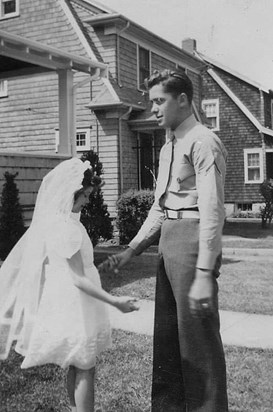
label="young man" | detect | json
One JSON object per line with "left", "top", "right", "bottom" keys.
{"left": 105, "top": 69, "right": 228, "bottom": 411}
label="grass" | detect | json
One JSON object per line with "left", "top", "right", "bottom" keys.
{"left": 96, "top": 251, "right": 273, "bottom": 316}
{"left": 1, "top": 220, "right": 273, "bottom": 411}
{"left": 223, "top": 220, "right": 273, "bottom": 248}
{"left": 1, "top": 331, "right": 273, "bottom": 412}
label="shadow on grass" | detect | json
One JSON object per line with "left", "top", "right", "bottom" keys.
{"left": 95, "top": 251, "right": 241, "bottom": 294}
{"left": 95, "top": 252, "right": 158, "bottom": 293}
{"left": 223, "top": 220, "right": 273, "bottom": 239}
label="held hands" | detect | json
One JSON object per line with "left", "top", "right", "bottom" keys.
{"left": 113, "top": 296, "right": 140, "bottom": 313}
{"left": 98, "top": 248, "right": 136, "bottom": 275}
{"left": 188, "top": 268, "right": 214, "bottom": 318}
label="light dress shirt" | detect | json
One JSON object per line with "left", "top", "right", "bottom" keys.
{"left": 129, "top": 114, "right": 227, "bottom": 270}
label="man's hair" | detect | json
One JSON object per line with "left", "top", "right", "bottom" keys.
{"left": 144, "top": 69, "right": 193, "bottom": 104}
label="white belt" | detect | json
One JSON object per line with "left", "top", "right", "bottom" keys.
{"left": 164, "top": 209, "right": 200, "bottom": 220}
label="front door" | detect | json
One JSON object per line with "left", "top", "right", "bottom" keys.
{"left": 139, "top": 132, "right": 154, "bottom": 189}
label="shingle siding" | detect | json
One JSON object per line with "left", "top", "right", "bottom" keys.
{"left": 201, "top": 70, "right": 264, "bottom": 204}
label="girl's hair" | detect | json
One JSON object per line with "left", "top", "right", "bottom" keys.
{"left": 144, "top": 69, "right": 193, "bottom": 103}
{"left": 74, "top": 168, "right": 102, "bottom": 201}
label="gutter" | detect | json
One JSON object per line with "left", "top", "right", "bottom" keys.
{"left": 118, "top": 107, "right": 133, "bottom": 193}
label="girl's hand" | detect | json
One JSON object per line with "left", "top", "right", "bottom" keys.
{"left": 113, "top": 296, "right": 139, "bottom": 313}
{"left": 98, "top": 255, "right": 119, "bottom": 274}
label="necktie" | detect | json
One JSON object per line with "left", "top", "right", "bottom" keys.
{"left": 156, "top": 131, "right": 175, "bottom": 202}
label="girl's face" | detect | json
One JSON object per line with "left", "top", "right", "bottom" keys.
{"left": 72, "top": 187, "right": 93, "bottom": 213}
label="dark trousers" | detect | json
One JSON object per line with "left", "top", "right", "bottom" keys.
{"left": 151, "top": 219, "right": 228, "bottom": 412}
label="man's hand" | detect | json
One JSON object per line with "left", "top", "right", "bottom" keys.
{"left": 188, "top": 268, "right": 214, "bottom": 317}
{"left": 98, "top": 247, "right": 136, "bottom": 274}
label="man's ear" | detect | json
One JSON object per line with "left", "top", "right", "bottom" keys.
{"left": 178, "top": 92, "right": 189, "bottom": 107}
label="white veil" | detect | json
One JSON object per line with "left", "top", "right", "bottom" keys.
{"left": 0, "top": 158, "right": 91, "bottom": 359}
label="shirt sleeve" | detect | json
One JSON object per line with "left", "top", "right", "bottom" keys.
{"left": 192, "top": 136, "right": 226, "bottom": 269}
{"left": 47, "top": 220, "right": 83, "bottom": 259}
{"left": 128, "top": 198, "right": 164, "bottom": 255}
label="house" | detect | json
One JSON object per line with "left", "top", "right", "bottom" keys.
{"left": 182, "top": 38, "right": 273, "bottom": 216}
{"left": 0, "top": 0, "right": 205, "bottom": 221}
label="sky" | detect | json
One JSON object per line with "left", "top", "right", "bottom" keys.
{"left": 97, "top": 0, "right": 273, "bottom": 90}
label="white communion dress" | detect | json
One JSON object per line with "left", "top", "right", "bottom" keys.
{"left": 20, "top": 212, "right": 112, "bottom": 370}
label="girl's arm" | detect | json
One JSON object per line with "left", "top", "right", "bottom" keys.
{"left": 68, "top": 251, "right": 138, "bottom": 313}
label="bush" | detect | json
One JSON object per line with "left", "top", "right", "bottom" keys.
{"left": 260, "top": 180, "right": 273, "bottom": 227}
{"left": 117, "top": 189, "right": 154, "bottom": 244}
{"left": 80, "top": 150, "right": 113, "bottom": 246}
{"left": 0, "top": 172, "right": 26, "bottom": 260}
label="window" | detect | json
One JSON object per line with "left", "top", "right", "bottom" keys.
{"left": 202, "top": 99, "right": 219, "bottom": 131}
{"left": 76, "top": 130, "right": 90, "bottom": 151}
{"left": 0, "top": 80, "right": 8, "bottom": 97}
{"left": 237, "top": 203, "right": 252, "bottom": 211}
{"left": 244, "top": 148, "right": 264, "bottom": 183}
{"left": 55, "top": 128, "right": 91, "bottom": 152}
{"left": 0, "top": 0, "right": 19, "bottom": 19}
{"left": 138, "top": 46, "right": 150, "bottom": 91}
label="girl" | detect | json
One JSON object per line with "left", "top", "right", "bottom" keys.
{"left": 0, "top": 158, "right": 138, "bottom": 412}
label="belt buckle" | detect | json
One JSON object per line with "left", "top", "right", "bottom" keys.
{"left": 177, "top": 210, "right": 183, "bottom": 219}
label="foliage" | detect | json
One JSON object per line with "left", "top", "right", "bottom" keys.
{"left": 260, "top": 179, "right": 273, "bottom": 227}
{"left": 80, "top": 151, "right": 113, "bottom": 246}
{"left": 116, "top": 189, "right": 155, "bottom": 244}
{"left": 0, "top": 172, "right": 25, "bottom": 260}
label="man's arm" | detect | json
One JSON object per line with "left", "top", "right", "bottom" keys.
{"left": 188, "top": 136, "right": 226, "bottom": 314}
{"left": 99, "top": 200, "right": 164, "bottom": 273}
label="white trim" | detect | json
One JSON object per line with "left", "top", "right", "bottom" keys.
{"left": 137, "top": 45, "right": 151, "bottom": 92}
{"left": 0, "top": 79, "right": 8, "bottom": 97}
{"left": 201, "top": 98, "right": 219, "bottom": 131}
{"left": 197, "top": 51, "right": 269, "bottom": 93}
{"left": 76, "top": 128, "right": 91, "bottom": 151}
{"left": 59, "top": 0, "right": 120, "bottom": 102}
{"left": 271, "top": 99, "right": 273, "bottom": 129}
{"left": 208, "top": 68, "right": 273, "bottom": 137}
{"left": 0, "top": 0, "right": 19, "bottom": 20}
{"left": 244, "top": 148, "right": 264, "bottom": 184}
{"left": 55, "top": 127, "right": 91, "bottom": 153}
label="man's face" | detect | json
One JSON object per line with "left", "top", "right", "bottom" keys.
{"left": 149, "top": 83, "right": 185, "bottom": 130}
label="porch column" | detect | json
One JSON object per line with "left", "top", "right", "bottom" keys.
{"left": 57, "top": 69, "right": 76, "bottom": 156}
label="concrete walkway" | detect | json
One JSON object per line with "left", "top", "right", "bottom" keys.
{"left": 97, "top": 244, "right": 273, "bottom": 350}
{"left": 109, "top": 299, "right": 273, "bottom": 350}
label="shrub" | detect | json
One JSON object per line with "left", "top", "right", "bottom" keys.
{"left": 260, "top": 180, "right": 273, "bottom": 228}
{"left": 80, "top": 150, "right": 113, "bottom": 246}
{"left": 0, "top": 172, "right": 26, "bottom": 260}
{"left": 117, "top": 189, "right": 154, "bottom": 244}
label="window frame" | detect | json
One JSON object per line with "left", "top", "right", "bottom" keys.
{"left": 137, "top": 45, "right": 151, "bottom": 92}
{"left": 75, "top": 129, "right": 91, "bottom": 152}
{"left": 0, "top": 80, "right": 8, "bottom": 97}
{"left": 201, "top": 98, "right": 220, "bottom": 131}
{"left": 244, "top": 148, "right": 264, "bottom": 184}
{"left": 55, "top": 128, "right": 91, "bottom": 153}
{"left": 0, "top": 0, "right": 19, "bottom": 20}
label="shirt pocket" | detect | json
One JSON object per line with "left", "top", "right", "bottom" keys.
{"left": 169, "top": 160, "right": 195, "bottom": 192}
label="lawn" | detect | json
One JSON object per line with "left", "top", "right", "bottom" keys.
{"left": 1, "top": 220, "right": 273, "bottom": 411}
{"left": 96, "top": 251, "right": 273, "bottom": 316}
{"left": 1, "top": 331, "right": 273, "bottom": 412}
{"left": 223, "top": 220, "right": 273, "bottom": 248}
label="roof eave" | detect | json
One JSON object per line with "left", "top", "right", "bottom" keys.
{"left": 86, "top": 101, "right": 146, "bottom": 110}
